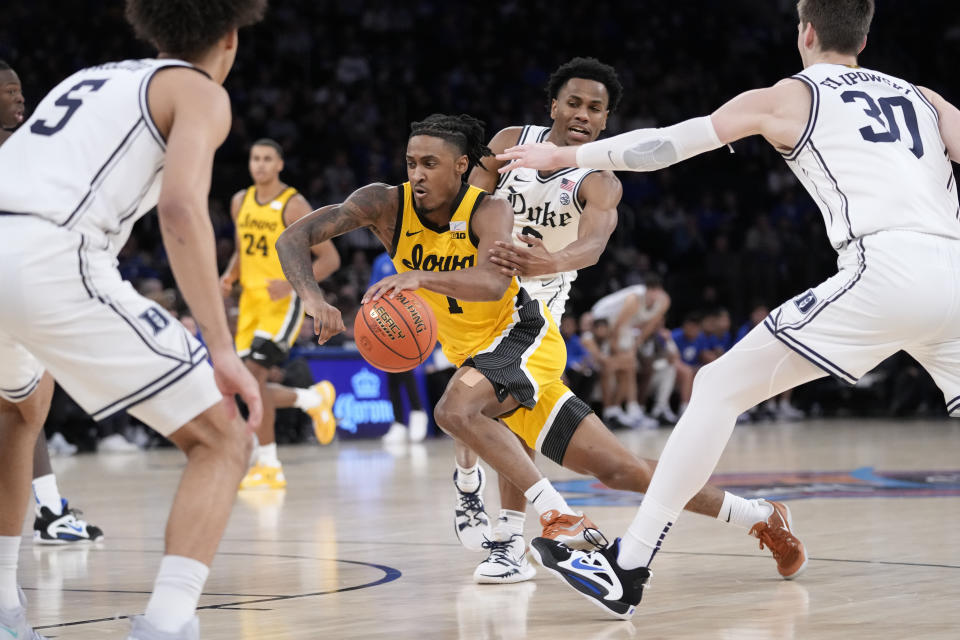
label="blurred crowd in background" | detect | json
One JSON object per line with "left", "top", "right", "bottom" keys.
{"left": 4, "top": 0, "right": 957, "bottom": 451}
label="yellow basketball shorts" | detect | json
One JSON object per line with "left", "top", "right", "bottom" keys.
{"left": 235, "top": 288, "right": 304, "bottom": 366}
{"left": 464, "top": 289, "right": 593, "bottom": 464}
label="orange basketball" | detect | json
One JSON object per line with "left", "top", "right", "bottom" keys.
{"left": 354, "top": 290, "right": 437, "bottom": 372}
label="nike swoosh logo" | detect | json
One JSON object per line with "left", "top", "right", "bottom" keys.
{"left": 0, "top": 622, "right": 19, "bottom": 638}
{"left": 564, "top": 554, "right": 623, "bottom": 600}
{"left": 607, "top": 150, "right": 615, "bottom": 163}
{"left": 405, "top": 230, "right": 423, "bottom": 237}
{"left": 513, "top": 176, "right": 530, "bottom": 182}
{"left": 551, "top": 516, "right": 585, "bottom": 535}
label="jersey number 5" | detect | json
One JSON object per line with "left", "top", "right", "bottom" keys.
{"left": 31, "top": 79, "right": 108, "bottom": 137}
{"left": 841, "top": 90, "right": 924, "bottom": 159}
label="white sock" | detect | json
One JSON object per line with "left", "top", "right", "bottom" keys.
{"left": 618, "top": 498, "right": 678, "bottom": 570}
{"left": 455, "top": 463, "right": 481, "bottom": 493}
{"left": 0, "top": 536, "right": 19, "bottom": 610}
{"left": 523, "top": 478, "right": 574, "bottom": 517}
{"left": 144, "top": 555, "right": 209, "bottom": 633}
{"left": 257, "top": 443, "right": 280, "bottom": 468}
{"left": 32, "top": 473, "right": 63, "bottom": 515}
{"left": 493, "top": 509, "right": 525, "bottom": 541}
{"left": 293, "top": 387, "right": 323, "bottom": 411}
{"left": 717, "top": 492, "right": 774, "bottom": 529}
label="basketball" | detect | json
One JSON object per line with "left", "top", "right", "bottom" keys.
{"left": 354, "top": 290, "right": 437, "bottom": 372}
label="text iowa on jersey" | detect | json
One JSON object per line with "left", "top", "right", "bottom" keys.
{"left": 400, "top": 243, "right": 475, "bottom": 272}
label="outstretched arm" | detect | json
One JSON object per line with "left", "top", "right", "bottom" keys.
{"left": 364, "top": 197, "right": 514, "bottom": 303}
{"left": 496, "top": 80, "right": 809, "bottom": 172}
{"left": 277, "top": 182, "right": 396, "bottom": 343}
{"left": 488, "top": 171, "right": 621, "bottom": 277}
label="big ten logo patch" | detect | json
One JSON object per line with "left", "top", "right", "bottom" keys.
{"left": 450, "top": 220, "right": 467, "bottom": 240}
{"left": 794, "top": 289, "right": 818, "bottom": 314}
{"left": 139, "top": 306, "right": 169, "bottom": 335}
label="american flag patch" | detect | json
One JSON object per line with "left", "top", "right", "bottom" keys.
{"left": 560, "top": 178, "right": 575, "bottom": 192}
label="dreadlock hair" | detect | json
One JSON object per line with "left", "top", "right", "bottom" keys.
{"left": 125, "top": 0, "right": 267, "bottom": 60}
{"left": 547, "top": 57, "right": 623, "bottom": 113}
{"left": 0, "top": 60, "right": 10, "bottom": 72}
{"left": 409, "top": 114, "right": 493, "bottom": 181}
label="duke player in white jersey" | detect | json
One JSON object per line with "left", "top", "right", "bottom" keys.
{"left": 0, "top": 2, "right": 266, "bottom": 638}
{"left": 448, "top": 58, "right": 800, "bottom": 587}
{"left": 501, "top": 0, "right": 960, "bottom": 620}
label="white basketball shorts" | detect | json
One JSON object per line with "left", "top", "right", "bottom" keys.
{"left": 764, "top": 230, "right": 960, "bottom": 417}
{"left": 0, "top": 216, "right": 222, "bottom": 435}
{"left": 519, "top": 271, "right": 576, "bottom": 324}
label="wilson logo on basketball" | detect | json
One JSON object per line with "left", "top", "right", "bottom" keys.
{"left": 401, "top": 243, "right": 475, "bottom": 272}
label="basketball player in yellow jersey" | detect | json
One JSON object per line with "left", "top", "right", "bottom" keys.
{"left": 277, "top": 114, "right": 802, "bottom": 582}
{"left": 220, "top": 139, "right": 340, "bottom": 490}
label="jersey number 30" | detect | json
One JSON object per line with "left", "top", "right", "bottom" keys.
{"left": 841, "top": 90, "right": 924, "bottom": 159}
{"left": 31, "top": 79, "right": 108, "bottom": 137}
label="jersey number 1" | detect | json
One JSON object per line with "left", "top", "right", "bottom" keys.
{"left": 446, "top": 296, "right": 464, "bottom": 314}
{"left": 841, "top": 90, "right": 924, "bottom": 159}
{"left": 31, "top": 79, "right": 108, "bottom": 136}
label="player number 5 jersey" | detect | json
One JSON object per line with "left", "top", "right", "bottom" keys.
{"left": 783, "top": 63, "right": 960, "bottom": 250}
{"left": 0, "top": 58, "right": 204, "bottom": 255}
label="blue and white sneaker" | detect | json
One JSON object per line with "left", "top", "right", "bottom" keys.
{"left": 473, "top": 534, "right": 537, "bottom": 584}
{"left": 127, "top": 615, "right": 199, "bottom": 640}
{"left": 454, "top": 469, "right": 491, "bottom": 552}
{"left": 0, "top": 588, "right": 48, "bottom": 639}
{"left": 528, "top": 537, "right": 650, "bottom": 620}
{"left": 33, "top": 499, "right": 104, "bottom": 545}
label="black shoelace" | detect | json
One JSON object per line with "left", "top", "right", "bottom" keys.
{"left": 480, "top": 537, "right": 517, "bottom": 566}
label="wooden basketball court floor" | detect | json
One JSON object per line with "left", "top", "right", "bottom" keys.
{"left": 20, "top": 418, "right": 960, "bottom": 639}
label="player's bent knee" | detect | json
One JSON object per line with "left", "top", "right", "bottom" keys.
{"left": 433, "top": 398, "right": 471, "bottom": 438}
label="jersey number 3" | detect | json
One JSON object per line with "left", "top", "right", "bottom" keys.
{"left": 31, "top": 79, "right": 108, "bottom": 137}
{"left": 841, "top": 90, "right": 924, "bottom": 159}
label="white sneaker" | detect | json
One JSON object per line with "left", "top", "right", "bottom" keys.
{"left": 454, "top": 468, "right": 491, "bottom": 551}
{"left": 408, "top": 410, "right": 428, "bottom": 442}
{"left": 650, "top": 405, "right": 677, "bottom": 424}
{"left": 98, "top": 433, "right": 140, "bottom": 453}
{"left": 381, "top": 422, "right": 407, "bottom": 444}
{"left": 473, "top": 534, "right": 536, "bottom": 584}
{"left": 777, "top": 402, "right": 806, "bottom": 421}
{"left": 128, "top": 615, "right": 199, "bottom": 640}
{"left": 624, "top": 411, "right": 659, "bottom": 430}
{"left": 47, "top": 432, "right": 77, "bottom": 456}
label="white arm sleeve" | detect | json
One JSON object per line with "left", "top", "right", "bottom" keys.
{"left": 575, "top": 116, "right": 723, "bottom": 172}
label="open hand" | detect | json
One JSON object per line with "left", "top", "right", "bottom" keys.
{"left": 303, "top": 294, "right": 345, "bottom": 345}
{"left": 362, "top": 271, "right": 423, "bottom": 304}
{"left": 488, "top": 233, "right": 558, "bottom": 277}
{"left": 496, "top": 141, "right": 565, "bottom": 172}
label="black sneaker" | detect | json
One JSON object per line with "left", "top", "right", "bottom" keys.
{"left": 529, "top": 536, "right": 650, "bottom": 620}
{"left": 33, "top": 499, "right": 104, "bottom": 545}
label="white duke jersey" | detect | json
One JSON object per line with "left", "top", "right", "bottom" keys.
{"left": 495, "top": 125, "right": 600, "bottom": 283}
{"left": 0, "top": 58, "right": 199, "bottom": 255}
{"left": 784, "top": 63, "right": 960, "bottom": 250}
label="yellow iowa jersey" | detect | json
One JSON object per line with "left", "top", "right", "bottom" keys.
{"left": 391, "top": 182, "right": 521, "bottom": 367}
{"left": 237, "top": 185, "right": 298, "bottom": 290}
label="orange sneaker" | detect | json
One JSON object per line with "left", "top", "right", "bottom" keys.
{"left": 306, "top": 381, "right": 337, "bottom": 445}
{"left": 749, "top": 500, "right": 808, "bottom": 579}
{"left": 539, "top": 510, "right": 604, "bottom": 550}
